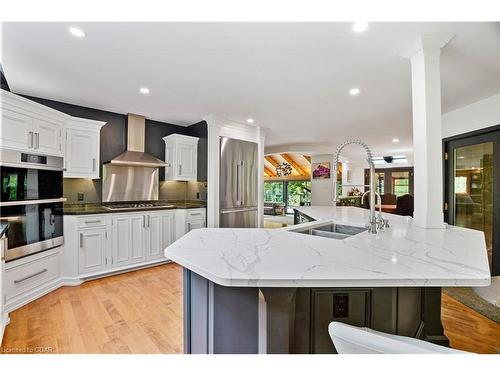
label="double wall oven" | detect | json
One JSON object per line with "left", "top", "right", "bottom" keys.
{"left": 0, "top": 148, "right": 64, "bottom": 262}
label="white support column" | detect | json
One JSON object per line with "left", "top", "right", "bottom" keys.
{"left": 404, "top": 35, "right": 452, "bottom": 229}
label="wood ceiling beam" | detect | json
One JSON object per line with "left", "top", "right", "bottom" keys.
{"left": 303, "top": 155, "right": 311, "bottom": 163}
{"left": 281, "top": 153, "right": 307, "bottom": 176}
{"left": 264, "top": 166, "right": 275, "bottom": 177}
{"left": 264, "top": 155, "right": 280, "bottom": 168}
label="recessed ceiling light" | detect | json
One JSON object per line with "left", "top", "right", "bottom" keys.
{"left": 349, "top": 88, "right": 360, "bottom": 96}
{"left": 457, "top": 156, "right": 465, "bottom": 159}
{"left": 392, "top": 138, "right": 399, "bottom": 143}
{"left": 139, "top": 87, "right": 150, "bottom": 95}
{"left": 69, "top": 27, "right": 86, "bottom": 38}
{"left": 247, "top": 118, "right": 254, "bottom": 124}
{"left": 352, "top": 22, "right": 368, "bottom": 33}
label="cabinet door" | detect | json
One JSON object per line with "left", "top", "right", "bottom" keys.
{"left": 145, "top": 213, "right": 162, "bottom": 260}
{"left": 111, "top": 214, "right": 145, "bottom": 267}
{"left": 177, "top": 142, "right": 197, "bottom": 180}
{"left": 0, "top": 108, "right": 33, "bottom": 151}
{"left": 33, "top": 118, "right": 62, "bottom": 156}
{"left": 65, "top": 128, "right": 99, "bottom": 178}
{"left": 112, "top": 216, "right": 132, "bottom": 267}
{"left": 161, "top": 212, "right": 175, "bottom": 259}
{"left": 130, "top": 215, "right": 146, "bottom": 263}
{"left": 78, "top": 228, "right": 107, "bottom": 274}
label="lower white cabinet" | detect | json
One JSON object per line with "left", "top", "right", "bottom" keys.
{"left": 3, "top": 248, "right": 62, "bottom": 312}
{"left": 63, "top": 209, "right": 182, "bottom": 280}
{"left": 145, "top": 211, "right": 174, "bottom": 260}
{"left": 112, "top": 214, "right": 146, "bottom": 267}
{"left": 175, "top": 208, "right": 207, "bottom": 240}
{"left": 78, "top": 228, "right": 107, "bottom": 274}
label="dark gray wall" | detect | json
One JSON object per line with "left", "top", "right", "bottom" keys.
{"left": 21, "top": 95, "right": 208, "bottom": 181}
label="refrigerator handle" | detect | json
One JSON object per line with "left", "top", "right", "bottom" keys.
{"left": 235, "top": 162, "right": 240, "bottom": 205}
{"left": 240, "top": 160, "right": 245, "bottom": 206}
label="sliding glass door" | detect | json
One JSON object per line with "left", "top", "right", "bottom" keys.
{"left": 445, "top": 129, "right": 500, "bottom": 276}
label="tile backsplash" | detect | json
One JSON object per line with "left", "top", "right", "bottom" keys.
{"left": 159, "top": 180, "right": 207, "bottom": 201}
{"left": 63, "top": 178, "right": 101, "bottom": 203}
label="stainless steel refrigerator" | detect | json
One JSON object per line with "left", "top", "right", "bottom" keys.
{"left": 219, "top": 136, "right": 258, "bottom": 228}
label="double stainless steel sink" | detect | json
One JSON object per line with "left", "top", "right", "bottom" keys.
{"left": 292, "top": 222, "right": 367, "bottom": 240}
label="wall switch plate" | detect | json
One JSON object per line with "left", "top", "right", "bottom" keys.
{"left": 77, "top": 192, "right": 84, "bottom": 201}
{"left": 333, "top": 294, "right": 349, "bottom": 318}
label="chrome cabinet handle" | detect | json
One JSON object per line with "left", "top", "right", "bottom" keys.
{"left": 14, "top": 269, "right": 47, "bottom": 284}
{"left": 28, "top": 131, "right": 34, "bottom": 148}
{"left": 187, "top": 222, "right": 191, "bottom": 232}
{"left": 143, "top": 215, "right": 146, "bottom": 228}
{"left": 84, "top": 220, "right": 101, "bottom": 224}
{"left": 35, "top": 132, "right": 40, "bottom": 149}
{"left": 190, "top": 212, "right": 201, "bottom": 216}
{"left": 92, "top": 158, "right": 96, "bottom": 172}
{"left": 147, "top": 215, "right": 150, "bottom": 228}
{"left": 79, "top": 233, "right": 83, "bottom": 248}
{"left": 178, "top": 164, "right": 182, "bottom": 175}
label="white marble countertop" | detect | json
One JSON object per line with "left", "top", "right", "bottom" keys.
{"left": 164, "top": 206, "right": 491, "bottom": 288}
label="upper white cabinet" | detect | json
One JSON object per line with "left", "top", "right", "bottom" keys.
{"left": 163, "top": 134, "right": 199, "bottom": 181}
{"left": 0, "top": 90, "right": 66, "bottom": 156}
{"left": 64, "top": 117, "right": 105, "bottom": 179}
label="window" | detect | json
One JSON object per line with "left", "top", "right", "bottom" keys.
{"left": 264, "top": 180, "right": 311, "bottom": 214}
{"left": 264, "top": 181, "right": 284, "bottom": 202}
{"left": 392, "top": 171, "right": 410, "bottom": 197}
{"left": 287, "top": 181, "right": 311, "bottom": 209}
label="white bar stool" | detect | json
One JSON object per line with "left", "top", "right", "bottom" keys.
{"left": 328, "top": 322, "right": 468, "bottom": 354}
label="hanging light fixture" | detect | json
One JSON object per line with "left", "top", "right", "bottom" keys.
{"left": 276, "top": 162, "right": 292, "bottom": 177}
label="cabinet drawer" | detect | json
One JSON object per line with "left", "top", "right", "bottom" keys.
{"left": 5, "top": 252, "right": 61, "bottom": 301}
{"left": 77, "top": 215, "right": 107, "bottom": 228}
{"left": 187, "top": 209, "right": 206, "bottom": 219}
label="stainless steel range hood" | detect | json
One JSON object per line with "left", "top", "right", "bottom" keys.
{"left": 106, "top": 113, "right": 169, "bottom": 167}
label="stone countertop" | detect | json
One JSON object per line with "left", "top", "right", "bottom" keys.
{"left": 164, "top": 206, "right": 491, "bottom": 288}
{"left": 63, "top": 200, "right": 206, "bottom": 215}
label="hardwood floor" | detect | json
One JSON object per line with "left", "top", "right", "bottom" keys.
{"left": 1, "top": 263, "right": 499, "bottom": 354}
{"left": 441, "top": 293, "right": 500, "bottom": 354}
{"left": 1, "top": 263, "right": 183, "bottom": 354}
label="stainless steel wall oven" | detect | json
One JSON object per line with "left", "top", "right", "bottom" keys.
{"left": 0, "top": 149, "right": 64, "bottom": 261}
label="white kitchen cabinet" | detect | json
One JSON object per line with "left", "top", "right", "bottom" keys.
{"left": 0, "top": 108, "right": 34, "bottom": 151}
{"left": 174, "top": 208, "right": 206, "bottom": 240}
{"left": 1, "top": 236, "right": 6, "bottom": 343}
{"left": 163, "top": 134, "right": 199, "bottom": 181}
{"left": 64, "top": 117, "right": 105, "bottom": 179}
{"left": 78, "top": 228, "right": 107, "bottom": 274}
{"left": 145, "top": 211, "right": 174, "bottom": 260}
{"left": 0, "top": 90, "right": 66, "bottom": 156}
{"left": 33, "top": 117, "right": 63, "bottom": 155}
{"left": 111, "top": 214, "right": 146, "bottom": 267}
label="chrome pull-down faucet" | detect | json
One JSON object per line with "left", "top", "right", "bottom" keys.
{"left": 332, "top": 139, "right": 388, "bottom": 234}
{"left": 362, "top": 190, "right": 390, "bottom": 232}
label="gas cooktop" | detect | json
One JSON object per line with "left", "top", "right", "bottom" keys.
{"left": 102, "top": 202, "right": 175, "bottom": 211}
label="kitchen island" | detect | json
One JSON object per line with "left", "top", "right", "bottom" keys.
{"left": 164, "top": 206, "right": 491, "bottom": 354}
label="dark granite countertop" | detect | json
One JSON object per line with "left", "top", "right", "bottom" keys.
{"left": 0, "top": 222, "right": 8, "bottom": 237}
{"left": 63, "top": 200, "right": 206, "bottom": 215}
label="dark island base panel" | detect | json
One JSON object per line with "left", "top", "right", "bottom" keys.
{"left": 183, "top": 269, "right": 449, "bottom": 354}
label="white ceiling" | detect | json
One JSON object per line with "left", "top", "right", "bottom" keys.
{"left": 2, "top": 22, "right": 499, "bottom": 162}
